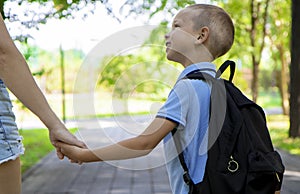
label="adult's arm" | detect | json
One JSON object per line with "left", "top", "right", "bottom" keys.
{"left": 0, "top": 14, "right": 86, "bottom": 158}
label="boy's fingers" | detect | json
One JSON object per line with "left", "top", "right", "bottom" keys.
{"left": 55, "top": 142, "right": 62, "bottom": 148}
{"left": 56, "top": 147, "right": 64, "bottom": 160}
{"left": 56, "top": 143, "right": 84, "bottom": 165}
{"left": 56, "top": 142, "right": 68, "bottom": 148}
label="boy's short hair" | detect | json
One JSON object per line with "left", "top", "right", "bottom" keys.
{"left": 187, "top": 4, "right": 235, "bottom": 58}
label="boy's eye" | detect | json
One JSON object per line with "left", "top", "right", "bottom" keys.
{"left": 172, "top": 22, "right": 180, "bottom": 29}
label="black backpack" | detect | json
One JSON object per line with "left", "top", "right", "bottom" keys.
{"left": 172, "top": 60, "right": 285, "bottom": 194}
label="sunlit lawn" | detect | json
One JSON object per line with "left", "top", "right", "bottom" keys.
{"left": 267, "top": 115, "right": 300, "bottom": 155}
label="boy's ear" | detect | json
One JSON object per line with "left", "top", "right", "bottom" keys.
{"left": 195, "top": 26, "right": 209, "bottom": 44}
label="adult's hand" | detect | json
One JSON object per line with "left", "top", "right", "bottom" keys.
{"left": 49, "top": 126, "right": 87, "bottom": 161}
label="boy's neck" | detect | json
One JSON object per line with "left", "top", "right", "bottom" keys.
{"left": 181, "top": 57, "right": 214, "bottom": 68}
{"left": 180, "top": 46, "right": 215, "bottom": 68}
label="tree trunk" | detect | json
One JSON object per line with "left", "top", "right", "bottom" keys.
{"left": 251, "top": 59, "right": 259, "bottom": 102}
{"left": 290, "top": 0, "right": 300, "bottom": 138}
{"left": 250, "top": 0, "right": 270, "bottom": 102}
{"left": 277, "top": 45, "right": 289, "bottom": 115}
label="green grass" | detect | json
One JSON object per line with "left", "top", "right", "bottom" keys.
{"left": 267, "top": 115, "right": 300, "bottom": 155}
{"left": 19, "top": 128, "right": 77, "bottom": 173}
{"left": 257, "top": 91, "right": 282, "bottom": 108}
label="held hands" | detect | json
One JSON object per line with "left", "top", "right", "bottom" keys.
{"left": 48, "top": 126, "right": 87, "bottom": 163}
{"left": 56, "top": 142, "right": 87, "bottom": 163}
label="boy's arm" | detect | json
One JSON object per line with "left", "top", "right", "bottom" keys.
{"left": 0, "top": 14, "right": 86, "bottom": 158}
{"left": 58, "top": 117, "right": 177, "bottom": 162}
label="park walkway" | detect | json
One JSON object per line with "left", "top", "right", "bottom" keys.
{"left": 21, "top": 115, "right": 300, "bottom": 194}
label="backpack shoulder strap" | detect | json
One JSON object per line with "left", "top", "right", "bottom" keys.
{"left": 186, "top": 60, "right": 236, "bottom": 82}
{"left": 185, "top": 70, "right": 213, "bottom": 80}
{"left": 171, "top": 129, "right": 193, "bottom": 186}
{"left": 173, "top": 69, "right": 215, "bottom": 186}
{"left": 216, "top": 60, "right": 235, "bottom": 82}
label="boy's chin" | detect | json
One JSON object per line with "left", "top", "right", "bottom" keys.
{"left": 166, "top": 51, "right": 178, "bottom": 62}
{"left": 166, "top": 53, "right": 184, "bottom": 65}
{"left": 166, "top": 56, "right": 178, "bottom": 63}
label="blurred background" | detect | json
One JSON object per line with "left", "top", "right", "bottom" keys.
{"left": 1, "top": 0, "right": 299, "bottom": 172}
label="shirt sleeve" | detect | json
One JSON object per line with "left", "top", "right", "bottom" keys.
{"left": 156, "top": 80, "right": 190, "bottom": 127}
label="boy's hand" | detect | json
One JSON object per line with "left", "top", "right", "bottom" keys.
{"left": 48, "top": 126, "right": 87, "bottom": 161}
{"left": 56, "top": 142, "right": 86, "bottom": 163}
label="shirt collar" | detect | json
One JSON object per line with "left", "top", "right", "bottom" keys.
{"left": 177, "top": 62, "right": 217, "bottom": 81}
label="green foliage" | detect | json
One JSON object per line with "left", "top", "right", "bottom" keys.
{"left": 268, "top": 0, "right": 290, "bottom": 46}
{"left": 259, "top": 69, "right": 277, "bottom": 91}
{"left": 98, "top": 22, "right": 183, "bottom": 99}
{"left": 216, "top": 0, "right": 291, "bottom": 106}
{"left": 121, "top": 0, "right": 195, "bottom": 20}
{"left": 218, "top": 0, "right": 251, "bottom": 62}
{"left": 267, "top": 0, "right": 291, "bottom": 70}
{"left": 218, "top": 0, "right": 271, "bottom": 67}
{"left": 98, "top": 48, "right": 178, "bottom": 99}
{"left": 2, "top": 0, "right": 292, "bottom": 103}
{"left": 26, "top": 48, "right": 84, "bottom": 93}
{"left": 5, "top": 43, "right": 84, "bottom": 94}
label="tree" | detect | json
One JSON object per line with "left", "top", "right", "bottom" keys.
{"left": 218, "top": 0, "right": 271, "bottom": 102}
{"left": 221, "top": 0, "right": 292, "bottom": 117}
{"left": 267, "top": 0, "right": 291, "bottom": 115}
{"left": 249, "top": 0, "right": 270, "bottom": 102}
{"left": 290, "top": 0, "right": 300, "bottom": 138}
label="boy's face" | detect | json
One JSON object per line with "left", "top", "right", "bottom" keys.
{"left": 165, "top": 8, "right": 200, "bottom": 64}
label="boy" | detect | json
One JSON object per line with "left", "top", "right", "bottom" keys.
{"left": 58, "top": 4, "right": 234, "bottom": 194}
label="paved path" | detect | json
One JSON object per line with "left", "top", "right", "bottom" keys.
{"left": 22, "top": 116, "right": 172, "bottom": 194}
{"left": 21, "top": 115, "right": 300, "bottom": 194}
{"left": 279, "top": 149, "right": 300, "bottom": 194}
{"left": 22, "top": 152, "right": 171, "bottom": 194}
